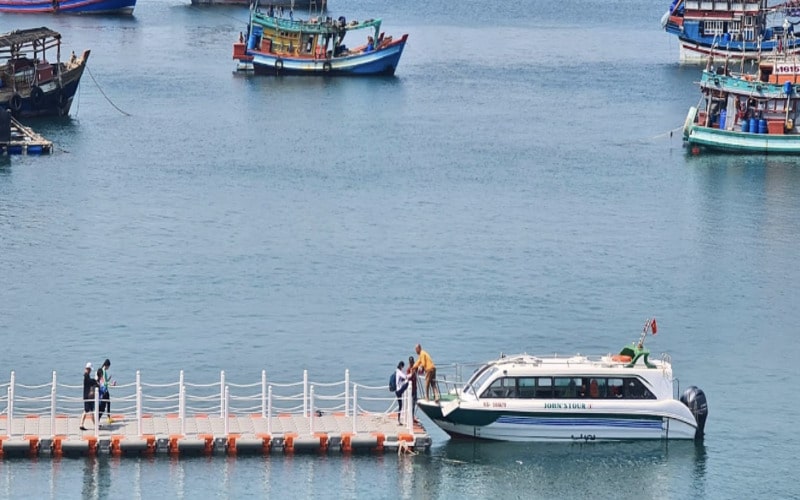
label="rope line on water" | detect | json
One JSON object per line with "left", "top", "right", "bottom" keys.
{"left": 86, "top": 64, "right": 131, "bottom": 117}
{"left": 649, "top": 124, "right": 684, "bottom": 140}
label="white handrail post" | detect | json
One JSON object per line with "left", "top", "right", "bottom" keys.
{"left": 6, "top": 387, "right": 11, "bottom": 438}
{"left": 180, "top": 386, "right": 186, "bottom": 436}
{"left": 94, "top": 389, "right": 100, "bottom": 438}
{"left": 136, "top": 370, "right": 142, "bottom": 437}
{"left": 267, "top": 385, "right": 273, "bottom": 435}
{"left": 179, "top": 370, "right": 185, "bottom": 433}
{"left": 352, "top": 384, "right": 358, "bottom": 434}
{"left": 261, "top": 370, "right": 267, "bottom": 419}
{"left": 50, "top": 371, "right": 57, "bottom": 439}
{"left": 344, "top": 369, "right": 350, "bottom": 417}
{"left": 224, "top": 386, "right": 230, "bottom": 435}
{"left": 309, "top": 385, "right": 315, "bottom": 434}
{"left": 220, "top": 371, "right": 226, "bottom": 419}
{"left": 406, "top": 387, "right": 413, "bottom": 434}
{"left": 8, "top": 370, "right": 14, "bottom": 437}
{"left": 303, "top": 370, "right": 308, "bottom": 417}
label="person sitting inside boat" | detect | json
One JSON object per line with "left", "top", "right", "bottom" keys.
{"left": 365, "top": 36, "right": 374, "bottom": 53}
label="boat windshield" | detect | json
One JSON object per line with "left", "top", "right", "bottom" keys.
{"left": 463, "top": 366, "right": 498, "bottom": 398}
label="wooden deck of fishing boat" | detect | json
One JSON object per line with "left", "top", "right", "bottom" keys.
{"left": 0, "top": 369, "right": 432, "bottom": 458}
{"left": 0, "top": 111, "right": 52, "bottom": 156}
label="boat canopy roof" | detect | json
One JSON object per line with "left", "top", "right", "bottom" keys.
{"left": 251, "top": 12, "right": 383, "bottom": 36}
{"left": 0, "top": 27, "right": 62, "bottom": 50}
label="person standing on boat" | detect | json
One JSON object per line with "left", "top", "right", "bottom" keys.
{"left": 412, "top": 344, "right": 439, "bottom": 402}
{"left": 394, "top": 361, "right": 409, "bottom": 424}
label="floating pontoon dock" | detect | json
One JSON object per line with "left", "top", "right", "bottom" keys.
{"left": 0, "top": 370, "right": 431, "bottom": 458}
{"left": 0, "top": 114, "right": 52, "bottom": 156}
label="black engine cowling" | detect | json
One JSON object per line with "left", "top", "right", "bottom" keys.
{"left": 680, "top": 386, "right": 708, "bottom": 440}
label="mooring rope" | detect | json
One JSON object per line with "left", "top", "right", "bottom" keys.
{"left": 649, "top": 124, "right": 684, "bottom": 140}
{"left": 85, "top": 64, "right": 131, "bottom": 117}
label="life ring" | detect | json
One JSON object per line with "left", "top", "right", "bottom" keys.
{"left": 323, "top": 61, "right": 331, "bottom": 72}
{"left": 9, "top": 93, "right": 22, "bottom": 113}
{"left": 275, "top": 59, "right": 284, "bottom": 71}
{"left": 31, "top": 86, "right": 44, "bottom": 106}
{"left": 611, "top": 354, "right": 632, "bottom": 363}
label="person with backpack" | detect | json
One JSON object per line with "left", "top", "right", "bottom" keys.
{"left": 391, "top": 361, "right": 409, "bottom": 424}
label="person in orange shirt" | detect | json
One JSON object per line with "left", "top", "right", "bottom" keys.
{"left": 412, "top": 344, "right": 439, "bottom": 401}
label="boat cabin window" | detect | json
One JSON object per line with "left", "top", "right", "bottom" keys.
{"left": 481, "top": 377, "right": 518, "bottom": 399}
{"left": 555, "top": 377, "right": 582, "bottom": 398}
{"left": 477, "top": 375, "right": 655, "bottom": 400}
{"left": 464, "top": 366, "right": 497, "bottom": 397}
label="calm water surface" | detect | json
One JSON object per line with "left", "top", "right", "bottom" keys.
{"left": 1, "top": 0, "right": 799, "bottom": 497}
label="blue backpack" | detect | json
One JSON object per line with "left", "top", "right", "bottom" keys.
{"left": 389, "top": 372, "right": 397, "bottom": 392}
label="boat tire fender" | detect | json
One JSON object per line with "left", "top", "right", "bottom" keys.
{"left": 9, "top": 94, "right": 23, "bottom": 113}
{"left": 57, "top": 88, "right": 68, "bottom": 107}
{"left": 31, "top": 86, "right": 45, "bottom": 106}
{"left": 323, "top": 61, "right": 331, "bottom": 73}
{"left": 275, "top": 59, "right": 284, "bottom": 72}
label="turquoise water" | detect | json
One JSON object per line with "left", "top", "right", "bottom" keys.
{"left": 2, "top": 0, "right": 800, "bottom": 497}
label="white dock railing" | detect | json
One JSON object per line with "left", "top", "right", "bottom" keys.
{"left": 0, "top": 369, "right": 418, "bottom": 438}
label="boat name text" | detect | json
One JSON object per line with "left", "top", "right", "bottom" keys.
{"left": 544, "top": 403, "right": 588, "bottom": 409}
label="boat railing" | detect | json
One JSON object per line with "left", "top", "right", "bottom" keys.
{"left": 0, "top": 369, "right": 416, "bottom": 438}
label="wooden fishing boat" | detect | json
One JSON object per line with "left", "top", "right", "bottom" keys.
{"left": 683, "top": 52, "right": 800, "bottom": 153}
{"left": 0, "top": 28, "right": 90, "bottom": 118}
{"left": 232, "top": 4, "right": 408, "bottom": 76}
{"left": 0, "top": 0, "right": 135, "bottom": 14}
{"left": 662, "top": 0, "right": 800, "bottom": 63}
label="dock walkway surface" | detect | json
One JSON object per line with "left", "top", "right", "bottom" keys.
{"left": 0, "top": 370, "right": 432, "bottom": 458}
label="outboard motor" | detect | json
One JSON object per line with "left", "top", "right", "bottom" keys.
{"left": 680, "top": 386, "right": 708, "bottom": 440}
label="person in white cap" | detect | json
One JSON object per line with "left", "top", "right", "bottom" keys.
{"left": 79, "top": 362, "right": 99, "bottom": 431}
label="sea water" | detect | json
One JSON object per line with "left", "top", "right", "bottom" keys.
{"left": 1, "top": 0, "right": 799, "bottom": 497}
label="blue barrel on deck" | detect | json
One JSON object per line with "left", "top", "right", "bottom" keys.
{"left": 247, "top": 25, "right": 263, "bottom": 50}
{"left": 784, "top": 81, "right": 793, "bottom": 95}
{"left": 741, "top": 119, "right": 750, "bottom": 132}
{"left": 723, "top": 33, "right": 731, "bottom": 44}
{"left": 719, "top": 109, "right": 727, "bottom": 129}
{"left": 749, "top": 118, "right": 758, "bottom": 133}
{"left": 759, "top": 119, "right": 768, "bottom": 134}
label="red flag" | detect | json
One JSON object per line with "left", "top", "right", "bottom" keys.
{"left": 651, "top": 318, "right": 658, "bottom": 335}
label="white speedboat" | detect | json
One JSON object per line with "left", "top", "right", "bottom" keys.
{"left": 418, "top": 319, "right": 708, "bottom": 442}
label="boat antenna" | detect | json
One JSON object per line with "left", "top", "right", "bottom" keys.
{"left": 637, "top": 318, "right": 657, "bottom": 348}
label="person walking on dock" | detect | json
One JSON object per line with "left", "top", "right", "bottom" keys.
{"left": 80, "top": 362, "right": 98, "bottom": 431}
{"left": 100, "top": 359, "right": 114, "bottom": 424}
{"left": 97, "top": 368, "right": 109, "bottom": 424}
{"left": 412, "top": 344, "right": 439, "bottom": 402}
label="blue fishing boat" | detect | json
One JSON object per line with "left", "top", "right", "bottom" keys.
{"left": 233, "top": 5, "right": 408, "bottom": 76}
{"left": 0, "top": 27, "right": 90, "bottom": 118}
{"left": 0, "top": 0, "right": 135, "bottom": 15}
{"left": 662, "top": 0, "right": 800, "bottom": 62}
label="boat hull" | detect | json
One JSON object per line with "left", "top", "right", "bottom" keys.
{"left": 0, "top": 0, "right": 135, "bottom": 14}
{"left": 418, "top": 400, "right": 698, "bottom": 442}
{"left": 249, "top": 35, "right": 407, "bottom": 76}
{"left": 686, "top": 124, "right": 800, "bottom": 154}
